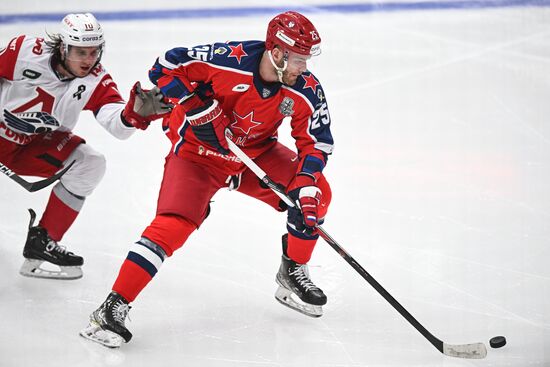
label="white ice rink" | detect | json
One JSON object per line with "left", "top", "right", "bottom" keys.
{"left": 1, "top": 1, "right": 549, "bottom": 366}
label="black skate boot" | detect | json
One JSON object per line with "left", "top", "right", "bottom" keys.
{"left": 275, "top": 234, "right": 327, "bottom": 317}
{"left": 20, "top": 209, "right": 83, "bottom": 279}
{"left": 80, "top": 292, "right": 133, "bottom": 348}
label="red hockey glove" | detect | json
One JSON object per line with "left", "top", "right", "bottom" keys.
{"left": 122, "top": 81, "right": 172, "bottom": 130}
{"left": 186, "top": 99, "right": 230, "bottom": 155}
{"left": 288, "top": 175, "right": 322, "bottom": 233}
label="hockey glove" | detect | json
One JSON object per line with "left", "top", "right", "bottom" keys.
{"left": 122, "top": 81, "right": 172, "bottom": 130}
{"left": 288, "top": 175, "right": 322, "bottom": 233}
{"left": 186, "top": 99, "right": 230, "bottom": 155}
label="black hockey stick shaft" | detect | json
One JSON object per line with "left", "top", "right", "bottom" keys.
{"left": 264, "top": 171, "right": 443, "bottom": 353}
{"left": 223, "top": 137, "right": 447, "bottom": 353}
{"left": 0, "top": 160, "right": 75, "bottom": 192}
{"left": 314, "top": 226, "right": 444, "bottom": 352}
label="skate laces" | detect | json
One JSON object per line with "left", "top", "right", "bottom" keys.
{"left": 289, "top": 264, "right": 318, "bottom": 291}
{"left": 111, "top": 298, "right": 131, "bottom": 325}
{"left": 45, "top": 240, "right": 72, "bottom": 255}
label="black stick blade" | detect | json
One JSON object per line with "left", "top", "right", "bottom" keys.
{"left": 0, "top": 160, "right": 74, "bottom": 192}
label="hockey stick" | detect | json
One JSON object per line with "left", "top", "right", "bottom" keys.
{"left": 0, "top": 160, "right": 75, "bottom": 192}
{"left": 225, "top": 133, "right": 487, "bottom": 359}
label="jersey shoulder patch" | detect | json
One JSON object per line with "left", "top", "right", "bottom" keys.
{"left": 4, "top": 36, "right": 55, "bottom": 81}
{"left": 17, "top": 36, "right": 49, "bottom": 62}
{"left": 210, "top": 40, "right": 263, "bottom": 72}
{"left": 290, "top": 72, "right": 326, "bottom": 109}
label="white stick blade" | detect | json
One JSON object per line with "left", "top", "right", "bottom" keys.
{"left": 443, "top": 342, "right": 487, "bottom": 359}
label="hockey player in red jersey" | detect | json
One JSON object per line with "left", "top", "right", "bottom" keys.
{"left": 81, "top": 11, "right": 334, "bottom": 347}
{"left": 0, "top": 13, "right": 170, "bottom": 280}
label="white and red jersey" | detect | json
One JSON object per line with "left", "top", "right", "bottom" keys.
{"left": 0, "top": 35, "right": 134, "bottom": 145}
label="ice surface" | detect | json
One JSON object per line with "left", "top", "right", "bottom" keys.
{"left": 1, "top": 1, "right": 549, "bottom": 366}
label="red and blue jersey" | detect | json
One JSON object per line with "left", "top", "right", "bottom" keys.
{"left": 149, "top": 40, "right": 334, "bottom": 178}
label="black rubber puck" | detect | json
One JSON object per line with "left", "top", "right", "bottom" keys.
{"left": 489, "top": 336, "right": 506, "bottom": 348}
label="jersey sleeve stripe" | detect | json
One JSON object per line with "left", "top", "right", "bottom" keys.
{"left": 314, "top": 142, "right": 334, "bottom": 154}
{"left": 159, "top": 54, "right": 178, "bottom": 69}
{"left": 0, "top": 35, "right": 25, "bottom": 80}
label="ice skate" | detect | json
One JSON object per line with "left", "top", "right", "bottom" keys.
{"left": 80, "top": 292, "right": 132, "bottom": 348}
{"left": 19, "top": 209, "right": 83, "bottom": 280}
{"left": 275, "top": 253, "right": 327, "bottom": 318}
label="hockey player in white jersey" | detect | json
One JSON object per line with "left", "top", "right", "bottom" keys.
{"left": 0, "top": 13, "right": 171, "bottom": 279}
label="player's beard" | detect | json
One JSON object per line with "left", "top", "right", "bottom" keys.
{"left": 282, "top": 70, "right": 300, "bottom": 86}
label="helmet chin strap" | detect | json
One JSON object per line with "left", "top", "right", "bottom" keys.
{"left": 268, "top": 50, "right": 288, "bottom": 83}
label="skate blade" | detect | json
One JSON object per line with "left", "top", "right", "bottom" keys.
{"left": 275, "top": 285, "right": 323, "bottom": 318}
{"left": 19, "top": 259, "right": 82, "bottom": 280}
{"left": 79, "top": 322, "right": 124, "bottom": 348}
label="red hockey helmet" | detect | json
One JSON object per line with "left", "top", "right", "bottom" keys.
{"left": 265, "top": 11, "right": 321, "bottom": 56}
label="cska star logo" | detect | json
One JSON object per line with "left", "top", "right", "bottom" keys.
{"left": 302, "top": 74, "right": 319, "bottom": 93}
{"left": 231, "top": 110, "right": 262, "bottom": 134}
{"left": 228, "top": 43, "right": 248, "bottom": 64}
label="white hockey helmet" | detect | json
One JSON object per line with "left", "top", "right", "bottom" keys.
{"left": 59, "top": 13, "right": 104, "bottom": 49}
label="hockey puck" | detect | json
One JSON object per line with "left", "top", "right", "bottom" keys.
{"left": 489, "top": 336, "right": 506, "bottom": 348}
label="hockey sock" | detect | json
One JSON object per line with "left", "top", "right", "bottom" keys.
{"left": 112, "top": 237, "right": 167, "bottom": 302}
{"left": 39, "top": 183, "right": 85, "bottom": 241}
{"left": 112, "top": 215, "right": 196, "bottom": 302}
{"left": 286, "top": 232, "right": 318, "bottom": 264}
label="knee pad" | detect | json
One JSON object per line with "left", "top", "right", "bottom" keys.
{"left": 60, "top": 144, "right": 106, "bottom": 196}
{"left": 141, "top": 214, "right": 196, "bottom": 257}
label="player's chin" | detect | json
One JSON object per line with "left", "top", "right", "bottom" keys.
{"left": 283, "top": 75, "right": 299, "bottom": 86}
{"left": 76, "top": 66, "right": 92, "bottom": 77}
